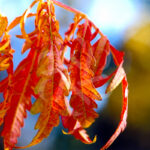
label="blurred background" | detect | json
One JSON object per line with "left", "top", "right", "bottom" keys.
{"left": 0, "top": 0, "right": 150, "bottom": 150}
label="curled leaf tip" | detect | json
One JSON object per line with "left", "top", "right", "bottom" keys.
{"left": 92, "top": 135, "right": 97, "bottom": 144}
{"left": 62, "top": 129, "right": 71, "bottom": 135}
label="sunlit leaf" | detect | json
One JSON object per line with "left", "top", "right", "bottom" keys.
{"left": 0, "top": 1, "right": 128, "bottom": 150}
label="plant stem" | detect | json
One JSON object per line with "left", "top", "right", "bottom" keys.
{"left": 52, "top": 0, "right": 87, "bottom": 17}
{"left": 52, "top": 0, "right": 104, "bottom": 37}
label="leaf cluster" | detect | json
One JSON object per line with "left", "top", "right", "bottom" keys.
{"left": 0, "top": 0, "right": 128, "bottom": 150}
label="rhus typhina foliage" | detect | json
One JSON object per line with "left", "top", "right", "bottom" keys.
{"left": 0, "top": 0, "right": 128, "bottom": 150}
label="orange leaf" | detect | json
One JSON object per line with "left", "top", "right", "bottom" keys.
{"left": 0, "top": 32, "right": 14, "bottom": 72}
{"left": 17, "top": 2, "right": 70, "bottom": 148}
{"left": 1, "top": 49, "right": 39, "bottom": 149}
{"left": 0, "top": 13, "right": 8, "bottom": 37}
{"left": 7, "top": 13, "right": 36, "bottom": 31}
{"left": 62, "top": 114, "right": 97, "bottom": 144}
{"left": 61, "top": 98, "right": 96, "bottom": 144}
{"left": 69, "top": 22, "right": 101, "bottom": 128}
{"left": 28, "top": 44, "right": 70, "bottom": 148}
{"left": 100, "top": 45, "right": 128, "bottom": 150}
{"left": 93, "top": 37, "right": 110, "bottom": 76}
{"left": 101, "top": 77, "right": 128, "bottom": 150}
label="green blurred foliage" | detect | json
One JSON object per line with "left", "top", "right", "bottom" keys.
{"left": 108, "top": 21, "right": 150, "bottom": 131}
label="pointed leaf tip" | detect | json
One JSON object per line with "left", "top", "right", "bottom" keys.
{"left": 106, "top": 64, "right": 125, "bottom": 93}
{"left": 62, "top": 129, "right": 97, "bottom": 144}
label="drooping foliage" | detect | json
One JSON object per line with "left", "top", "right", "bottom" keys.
{"left": 0, "top": 0, "right": 128, "bottom": 150}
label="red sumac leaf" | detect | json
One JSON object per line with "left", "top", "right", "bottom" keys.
{"left": 0, "top": 1, "right": 128, "bottom": 150}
